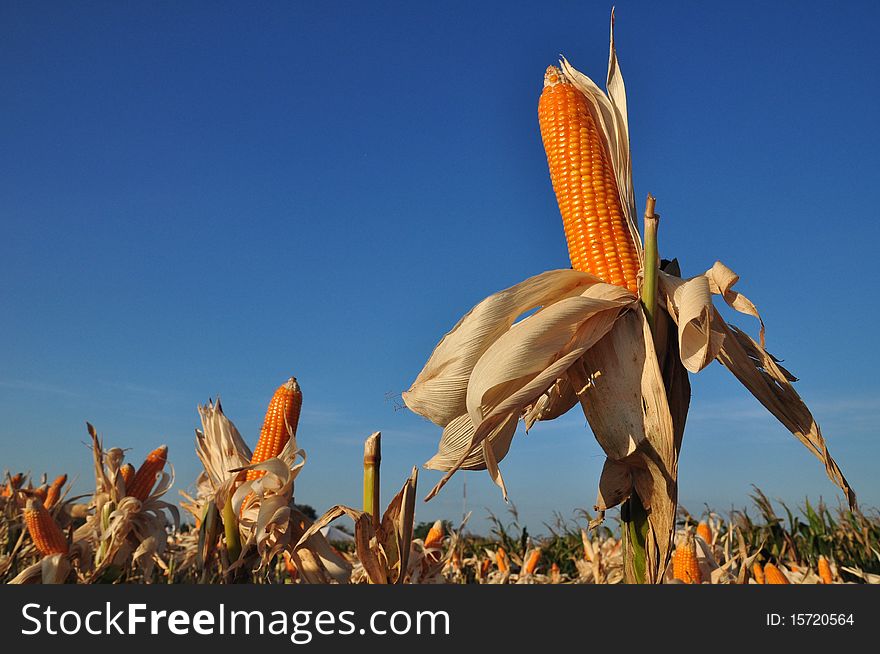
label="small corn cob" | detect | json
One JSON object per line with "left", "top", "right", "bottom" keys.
{"left": 23, "top": 498, "right": 68, "bottom": 556}
{"left": 3, "top": 472, "right": 24, "bottom": 497}
{"left": 126, "top": 445, "right": 168, "bottom": 502}
{"left": 283, "top": 551, "right": 298, "bottom": 581}
{"left": 246, "top": 378, "right": 302, "bottom": 481}
{"left": 753, "top": 562, "right": 765, "bottom": 584}
{"left": 696, "top": 521, "right": 713, "bottom": 545}
{"left": 538, "top": 66, "right": 640, "bottom": 294}
{"left": 672, "top": 535, "right": 702, "bottom": 584}
{"left": 550, "top": 561, "right": 561, "bottom": 583}
{"left": 763, "top": 562, "right": 790, "bottom": 585}
{"left": 523, "top": 548, "right": 542, "bottom": 575}
{"left": 33, "top": 485, "right": 48, "bottom": 504}
{"left": 424, "top": 520, "right": 444, "bottom": 550}
{"left": 480, "top": 558, "right": 491, "bottom": 579}
{"left": 496, "top": 547, "right": 509, "bottom": 574}
{"left": 451, "top": 549, "right": 461, "bottom": 571}
{"left": 44, "top": 474, "right": 67, "bottom": 509}
{"left": 818, "top": 556, "right": 833, "bottom": 585}
{"left": 119, "top": 463, "right": 136, "bottom": 489}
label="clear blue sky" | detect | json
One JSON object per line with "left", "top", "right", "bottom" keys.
{"left": 2, "top": 1, "right": 878, "bottom": 534}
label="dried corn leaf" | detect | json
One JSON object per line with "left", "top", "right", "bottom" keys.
{"left": 712, "top": 312, "right": 855, "bottom": 507}
{"left": 403, "top": 269, "right": 603, "bottom": 426}
{"left": 424, "top": 411, "right": 517, "bottom": 472}
{"left": 522, "top": 377, "right": 577, "bottom": 431}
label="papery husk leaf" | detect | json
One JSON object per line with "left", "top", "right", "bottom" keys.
{"left": 295, "top": 505, "right": 386, "bottom": 584}
{"left": 403, "top": 269, "right": 604, "bottom": 426}
{"left": 522, "top": 377, "right": 577, "bottom": 431}
{"left": 289, "top": 509, "right": 352, "bottom": 584}
{"left": 467, "top": 283, "right": 634, "bottom": 425}
{"left": 378, "top": 467, "right": 418, "bottom": 584}
{"left": 711, "top": 311, "right": 856, "bottom": 508}
{"left": 595, "top": 458, "right": 632, "bottom": 511}
{"left": 425, "top": 287, "right": 634, "bottom": 500}
{"left": 195, "top": 398, "right": 252, "bottom": 491}
{"left": 569, "top": 308, "right": 670, "bottom": 461}
{"left": 575, "top": 306, "right": 677, "bottom": 583}
{"left": 424, "top": 412, "right": 517, "bottom": 472}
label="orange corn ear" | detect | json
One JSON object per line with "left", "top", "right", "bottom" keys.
{"left": 818, "top": 556, "right": 833, "bottom": 585}
{"left": 550, "top": 562, "right": 561, "bottom": 583}
{"left": 119, "top": 463, "right": 136, "bottom": 488}
{"left": 763, "top": 563, "right": 790, "bottom": 585}
{"left": 246, "top": 377, "right": 302, "bottom": 481}
{"left": 126, "top": 445, "right": 168, "bottom": 502}
{"left": 44, "top": 474, "right": 67, "bottom": 509}
{"left": 33, "top": 486, "right": 48, "bottom": 504}
{"left": 283, "top": 551, "right": 299, "bottom": 581}
{"left": 424, "top": 520, "right": 444, "bottom": 550}
{"left": 696, "top": 521, "right": 713, "bottom": 545}
{"left": 538, "top": 66, "right": 640, "bottom": 294}
{"left": 523, "top": 548, "right": 542, "bottom": 575}
{"left": 753, "top": 562, "right": 765, "bottom": 584}
{"left": 3, "top": 472, "right": 24, "bottom": 497}
{"left": 495, "top": 547, "right": 509, "bottom": 573}
{"left": 24, "top": 498, "right": 68, "bottom": 556}
{"left": 480, "top": 558, "right": 491, "bottom": 578}
{"left": 672, "top": 536, "right": 702, "bottom": 584}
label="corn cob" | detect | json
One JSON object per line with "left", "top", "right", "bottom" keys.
{"left": 23, "top": 498, "right": 68, "bottom": 556}
{"left": 538, "top": 66, "right": 640, "bottom": 294}
{"left": 753, "top": 562, "right": 765, "bottom": 584}
{"left": 672, "top": 535, "right": 702, "bottom": 584}
{"left": 496, "top": 547, "right": 509, "bottom": 574}
{"left": 283, "top": 551, "right": 298, "bottom": 581}
{"left": 763, "top": 562, "right": 790, "bottom": 585}
{"left": 550, "top": 561, "right": 561, "bottom": 583}
{"left": 126, "top": 445, "right": 168, "bottom": 502}
{"left": 44, "top": 474, "right": 67, "bottom": 509}
{"left": 3, "top": 472, "right": 24, "bottom": 497}
{"left": 696, "top": 521, "right": 713, "bottom": 545}
{"left": 523, "top": 548, "right": 542, "bottom": 575}
{"left": 33, "top": 485, "right": 48, "bottom": 504}
{"left": 119, "top": 463, "right": 136, "bottom": 489}
{"left": 246, "top": 377, "right": 302, "bottom": 481}
{"left": 424, "top": 520, "right": 444, "bottom": 550}
{"left": 818, "top": 556, "right": 833, "bottom": 585}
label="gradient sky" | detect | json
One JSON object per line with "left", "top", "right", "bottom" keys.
{"left": 2, "top": 1, "right": 878, "bottom": 534}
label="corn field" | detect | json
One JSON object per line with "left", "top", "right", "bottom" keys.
{"left": 1, "top": 417, "right": 877, "bottom": 585}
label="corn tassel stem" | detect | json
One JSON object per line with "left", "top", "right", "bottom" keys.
{"left": 363, "top": 432, "right": 381, "bottom": 532}
{"left": 622, "top": 194, "right": 660, "bottom": 584}
{"left": 221, "top": 497, "right": 241, "bottom": 565}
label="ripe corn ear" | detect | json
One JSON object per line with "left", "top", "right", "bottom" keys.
{"left": 23, "top": 498, "right": 68, "bottom": 556}
{"left": 763, "top": 563, "right": 790, "bottom": 585}
{"left": 119, "top": 463, "right": 135, "bottom": 489}
{"left": 818, "top": 556, "right": 833, "bottom": 585}
{"left": 44, "top": 474, "right": 67, "bottom": 509}
{"left": 523, "top": 548, "right": 542, "bottom": 575}
{"left": 126, "top": 445, "right": 168, "bottom": 502}
{"left": 33, "top": 486, "right": 48, "bottom": 504}
{"left": 538, "top": 66, "right": 640, "bottom": 294}
{"left": 424, "top": 520, "right": 444, "bottom": 550}
{"left": 753, "top": 562, "right": 765, "bottom": 584}
{"left": 496, "top": 547, "right": 509, "bottom": 574}
{"left": 246, "top": 378, "right": 302, "bottom": 481}
{"left": 696, "top": 521, "right": 713, "bottom": 545}
{"left": 672, "top": 535, "right": 702, "bottom": 584}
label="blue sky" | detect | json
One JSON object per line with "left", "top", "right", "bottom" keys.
{"left": 2, "top": 1, "right": 878, "bottom": 534}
